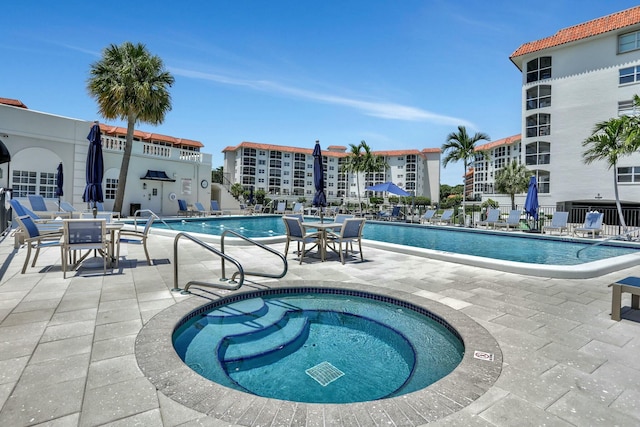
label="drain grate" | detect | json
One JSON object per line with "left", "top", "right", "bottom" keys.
{"left": 305, "top": 361, "right": 344, "bottom": 386}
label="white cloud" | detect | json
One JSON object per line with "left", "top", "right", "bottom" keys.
{"left": 170, "top": 67, "right": 474, "bottom": 127}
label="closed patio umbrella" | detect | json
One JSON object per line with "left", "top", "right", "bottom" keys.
{"left": 524, "top": 175, "right": 539, "bottom": 230}
{"left": 312, "top": 140, "right": 327, "bottom": 222}
{"left": 55, "top": 162, "right": 63, "bottom": 208}
{"left": 83, "top": 122, "right": 104, "bottom": 218}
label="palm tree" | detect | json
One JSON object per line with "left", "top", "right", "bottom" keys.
{"left": 582, "top": 115, "right": 636, "bottom": 230}
{"left": 342, "top": 142, "right": 365, "bottom": 211}
{"left": 441, "top": 126, "right": 490, "bottom": 217}
{"left": 360, "top": 141, "right": 389, "bottom": 185}
{"left": 494, "top": 160, "right": 531, "bottom": 210}
{"left": 87, "top": 42, "right": 175, "bottom": 215}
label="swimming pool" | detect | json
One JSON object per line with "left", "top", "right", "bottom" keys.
{"left": 150, "top": 215, "right": 640, "bottom": 277}
{"left": 173, "top": 289, "right": 464, "bottom": 403}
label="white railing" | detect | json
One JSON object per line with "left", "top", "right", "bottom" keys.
{"left": 100, "top": 136, "right": 203, "bottom": 164}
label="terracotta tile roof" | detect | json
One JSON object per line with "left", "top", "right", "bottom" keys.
{"left": 223, "top": 141, "right": 440, "bottom": 159}
{"left": 511, "top": 6, "right": 640, "bottom": 60}
{"left": 99, "top": 124, "right": 203, "bottom": 148}
{"left": 0, "top": 97, "right": 28, "bottom": 108}
{"left": 475, "top": 134, "right": 521, "bottom": 151}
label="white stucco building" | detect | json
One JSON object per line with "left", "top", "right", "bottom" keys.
{"left": 509, "top": 6, "right": 640, "bottom": 213}
{"left": 222, "top": 141, "right": 441, "bottom": 205}
{"left": 0, "top": 99, "right": 213, "bottom": 217}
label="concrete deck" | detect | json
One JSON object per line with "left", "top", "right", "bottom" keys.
{"left": 0, "top": 228, "right": 639, "bottom": 426}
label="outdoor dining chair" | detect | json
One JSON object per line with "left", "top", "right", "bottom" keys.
{"left": 61, "top": 218, "right": 108, "bottom": 278}
{"left": 14, "top": 215, "right": 63, "bottom": 274}
{"left": 326, "top": 218, "right": 366, "bottom": 264}
{"left": 116, "top": 215, "right": 155, "bottom": 266}
{"left": 282, "top": 216, "right": 321, "bottom": 264}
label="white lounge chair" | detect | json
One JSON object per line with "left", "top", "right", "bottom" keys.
{"left": 543, "top": 212, "right": 569, "bottom": 235}
{"left": 477, "top": 208, "right": 501, "bottom": 229}
{"left": 574, "top": 211, "right": 604, "bottom": 238}
{"left": 420, "top": 209, "right": 436, "bottom": 224}
{"left": 494, "top": 210, "right": 522, "bottom": 231}
{"left": 436, "top": 209, "right": 454, "bottom": 225}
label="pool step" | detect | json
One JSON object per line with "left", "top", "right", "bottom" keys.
{"left": 220, "top": 313, "right": 309, "bottom": 371}
{"left": 204, "top": 297, "right": 268, "bottom": 324}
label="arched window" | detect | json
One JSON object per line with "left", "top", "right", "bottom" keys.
{"left": 526, "top": 113, "right": 551, "bottom": 138}
{"left": 526, "top": 56, "right": 552, "bottom": 83}
{"left": 526, "top": 85, "right": 551, "bottom": 110}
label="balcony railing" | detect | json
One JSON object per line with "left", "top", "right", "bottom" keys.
{"left": 101, "top": 136, "right": 207, "bottom": 164}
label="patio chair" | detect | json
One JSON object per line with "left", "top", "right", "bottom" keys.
{"left": 477, "top": 208, "right": 501, "bottom": 228}
{"left": 9, "top": 199, "right": 63, "bottom": 231}
{"left": 250, "top": 203, "right": 264, "bottom": 214}
{"left": 116, "top": 215, "right": 155, "bottom": 266}
{"left": 14, "top": 215, "right": 63, "bottom": 274}
{"left": 58, "top": 201, "right": 78, "bottom": 214}
{"left": 210, "top": 200, "right": 223, "bottom": 215}
{"left": 543, "top": 212, "right": 569, "bottom": 235}
{"left": 494, "top": 210, "right": 522, "bottom": 231}
{"left": 282, "top": 216, "right": 321, "bottom": 264}
{"left": 378, "top": 206, "right": 401, "bottom": 221}
{"left": 28, "top": 194, "right": 67, "bottom": 219}
{"left": 326, "top": 218, "right": 366, "bottom": 264}
{"left": 275, "top": 202, "right": 287, "bottom": 215}
{"left": 291, "top": 202, "right": 304, "bottom": 215}
{"left": 420, "top": 209, "right": 436, "bottom": 224}
{"left": 61, "top": 218, "right": 108, "bottom": 278}
{"left": 574, "top": 211, "right": 604, "bottom": 238}
{"left": 177, "top": 199, "right": 190, "bottom": 217}
{"left": 194, "top": 202, "right": 209, "bottom": 216}
{"left": 436, "top": 209, "right": 454, "bottom": 225}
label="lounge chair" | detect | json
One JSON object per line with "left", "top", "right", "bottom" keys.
{"left": 9, "top": 199, "right": 64, "bottom": 232}
{"left": 477, "top": 208, "right": 501, "bottom": 229}
{"left": 250, "top": 204, "right": 264, "bottom": 214}
{"left": 177, "top": 199, "right": 190, "bottom": 217}
{"left": 420, "top": 209, "right": 436, "bottom": 224}
{"left": 291, "top": 202, "right": 304, "bottom": 215}
{"left": 282, "top": 216, "right": 321, "bottom": 264}
{"left": 436, "top": 209, "right": 454, "bottom": 225}
{"left": 210, "top": 200, "right": 223, "bottom": 215}
{"left": 275, "top": 202, "right": 287, "bottom": 215}
{"left": 543, "top": 212, "right": 569, "bottom": 235}
{"left": 378, "top": 206, "right": 402, "bottom": 221}
{"left": 574, "top": 211, "right": 604, "bottom": 238}
{"left": 494, "top": 210, "right": 522, "bottom": 231}
{"left": 28, "top": 194, "right": 67, "bottom": 219}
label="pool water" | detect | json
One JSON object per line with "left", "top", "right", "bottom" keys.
{"left": 172, "top": 290, "right": 464, "bottom": 404}
{"left": 152, "top": 216, "right": 639, "bottom": 265}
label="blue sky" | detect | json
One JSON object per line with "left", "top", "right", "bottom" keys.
{"left": 3, "top": 1, "right": 639, "bottom": 184}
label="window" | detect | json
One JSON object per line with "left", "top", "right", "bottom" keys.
{"left": 619, "top": 30, "right": 640, "bottom": 53}
{"left": 242, "top": 148, "right": 256, "bottom": 156}
{"left": 534, "top": 170, "right": 550, "bottom": 193}
{"left": 242, "top": 176, "right": 255, "bottom": 185}
{"left": 105, "top": 178, "right": 118, "bottom": 200}
{"left": 526, "top": 113, "right": 551, "bottom": 137}
{"left": 617, "top": 166, "right": 640, "bottom": 183}
{"left": 526, "top": 56, "right": 552, "bottom": 83}
{"left": 258, "top": 159, "right": 266, "bottom": 165}
{"left": 618, "top": 100, "right": 638, "bottom": 116}
{"left": 525, "top": 141, "right": 551, "bottom": 165}
{"left": 619, "top": 66, "right": 640, "bottom": 84}
{"left": 12, "top": 170, "right": 58, "bottom": 198}
{"left": 526, "top": 85, "right": 551, "bottom": 109}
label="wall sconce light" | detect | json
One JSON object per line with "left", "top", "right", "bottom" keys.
{"left": 143, "top": 183, "right": 147, "bottom": 189}
{"left": 595, "top": 193, "right": 602, "bottom": 200}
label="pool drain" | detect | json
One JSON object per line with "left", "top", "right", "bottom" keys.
{"left": 305, "top": 361, "right": 344, "bottom": 386}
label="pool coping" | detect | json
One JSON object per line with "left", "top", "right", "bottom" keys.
{"left": 135, "top": 280, "right": 502, "bottom": 426}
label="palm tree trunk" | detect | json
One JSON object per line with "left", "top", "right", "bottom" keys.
{"left": 461, "top": 160, "right": 467, "bottom": 220}
{"left": 355, "top": 173, "right": 362, "bottom": 212}
{"left": 113, "top": 117, "right": 135, "bottom": 216}
{"left": 613, "top": 167, "right": 627, "bottom": 231}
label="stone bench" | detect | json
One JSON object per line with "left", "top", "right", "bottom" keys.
{"left": 609, "top": 277, "right": 640, "bottom": 321}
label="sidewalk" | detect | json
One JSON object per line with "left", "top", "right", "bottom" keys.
{"left": 0, "top": 230, "right": 639, "bottom": 426}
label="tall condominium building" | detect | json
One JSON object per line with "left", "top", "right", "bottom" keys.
{"left": 222, "top": 142, "right": 440, "bottom": 204}
{"left": 471, "top": 134, "right": 522, "bottom": 200}
{"left": 509, "top": 6, "right": 640, "bottom": 209}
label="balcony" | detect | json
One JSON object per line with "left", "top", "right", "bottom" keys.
{"left": 101, "top": 135, "right": 210, "bottom": 164}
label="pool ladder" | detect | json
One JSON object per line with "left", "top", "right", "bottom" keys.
{"left": 171, "top": 229, "right": 288, "bottom": 294}
{"left": 576, "top": 226, "right": 640, "bottom": 258}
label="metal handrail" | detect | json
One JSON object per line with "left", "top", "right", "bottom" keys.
{"left": 131, "top": 209, "right": 174, "bottom": 230}
{"left": 220, "top": 229, "right": 288, "bottom": 282}
{"left": 173, "top": 232, "right": 245, "bottom": 294}
{"left": 172, "top": 229, "right": 288, "bottom": 294}
{"left": 576, "top": 226, "right": 640, "bottom": 258}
